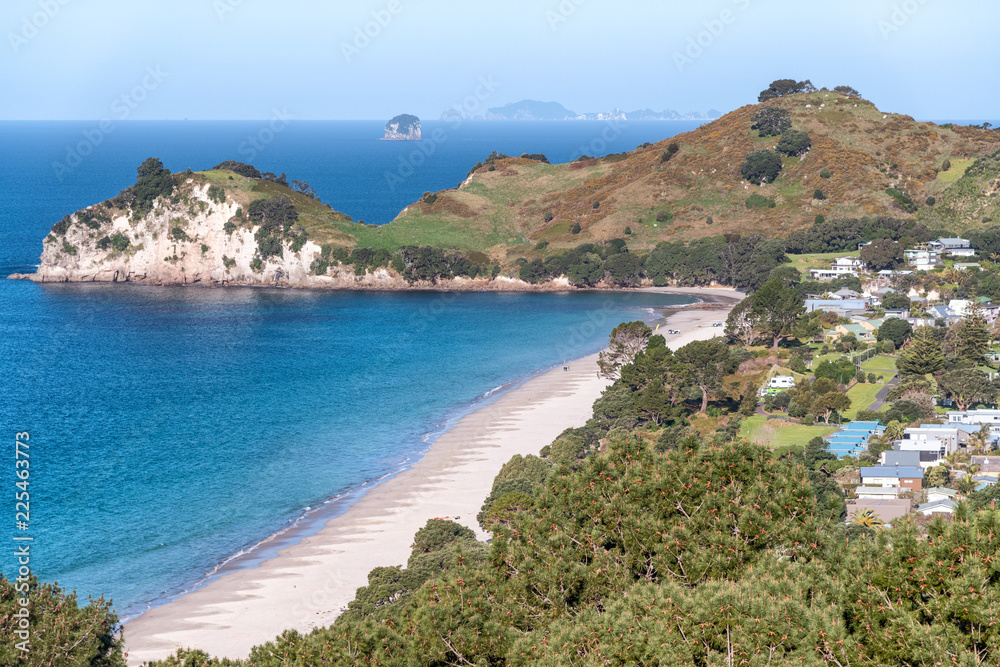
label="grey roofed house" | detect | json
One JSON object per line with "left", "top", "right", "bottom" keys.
{"left": 804, "top": 298, "right": 869, "bottom": 314}
{"left": 881, "top": 450, "right": 921, "bottom": 467}
{"left": 916, "top": 499, "right": 957, "bottom": 514}
{"left": 972, "top": 456, "right": 1000, "bottom": 472}
{"left": 847, "top": 499, "right": 911, "bottom": 523}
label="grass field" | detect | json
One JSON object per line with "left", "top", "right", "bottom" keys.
{"left": 936, "top": 158, "right": 977, "bottom": 184}
{"left": 844, "top": 382, "right": 884, "bottom": 419}
{"left": 787, "top": 250, "right": 861, "bottom": 273}
{"left": 741, "top": 415, "right": 839, "bottom": 449}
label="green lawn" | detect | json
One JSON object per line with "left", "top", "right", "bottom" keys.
{"left": 741, "top": 415, "right": 839, "bottom": 449}
{"left": 861, "top": 354, "right": 898, "bottom": 376}
{"left": 788, "top": 250, "right": 860, "bottom": 273}
{"left": 844, "top": 382, "right": 884, "bottom": 419}
{"left": 935, "top": 158, "right": 976, "bottom": 184}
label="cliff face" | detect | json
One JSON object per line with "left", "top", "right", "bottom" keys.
{"left": 8, "top": 175, "right": 574, "bottom": 292}
{"left": 383, "top": 114, "right": 421, "bottom": 141}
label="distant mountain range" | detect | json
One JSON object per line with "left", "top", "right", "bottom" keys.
{"left": 441, "top": 99, "right": 721, "bottom": 122}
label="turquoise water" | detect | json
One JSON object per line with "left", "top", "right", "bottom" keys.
{"left": 0, "top": 121, "right": 696, "bottom": 618}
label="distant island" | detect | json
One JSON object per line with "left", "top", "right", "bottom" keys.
{"left": 441, "top": 99, "right": 721, "bottom": 122}
{"left": 383, "top": 114, "right": 421, "bottom": 140}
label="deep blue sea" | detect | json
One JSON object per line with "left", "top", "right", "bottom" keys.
{"left": 0, "top": 120, "right": 698, "bottom": 619}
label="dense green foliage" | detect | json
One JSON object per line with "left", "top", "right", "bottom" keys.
{"left": 885, "top": 186, "right": 917, "bottom": 214}
{"left": 214, "top": 161, "right": 263, "bottom": 178}
{"left": 248, "top": 196, "right": 302, "bottom": 260}
{"left": 859, "top": 237, "right": 904, "bottom": 271}
{"left": 757, "top": 78, "right": 815, "bottom": 102}
{"left": 740, "top": 149, "right": 783, "bottom": 185}
{"left": 749, "top": 105, "right": 791, "bottom": 137}
{"left": 0, "top": 575, "right": 125, "bottom": 666}
{"left": 776, "top": 128, "right": 811, "bottom": 156}
{"left": 785, "top": 215, "right": 932, "bottom": 253}
{"left": 111, "top": 157, "right": 176, "bottom": 219}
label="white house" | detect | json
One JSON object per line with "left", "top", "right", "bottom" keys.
{"left": 808, "top": 257, "right": 865, "bottom": 281}
{"left": 916, "top": 499, "right": 957, "bottom": 515}
{"left": 929, "top": 237, "right": 976, "bottom": 257}
{"left": 855, "top": 486, "right": 903, "bottom": 500}
{"left": 904, "top": 248, "right": 941, "bottom": 270}
{"left": 895, "top": 426, "right": 969, "bottom": 466}
{"left": 925, "top": 487, "right": 959, "bottom": 503}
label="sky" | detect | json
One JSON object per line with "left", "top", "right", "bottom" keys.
{"left": 1, "top": 0, "right": 997, "bottom": 121}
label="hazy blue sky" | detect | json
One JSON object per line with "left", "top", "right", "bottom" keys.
{"left": 2, "top": 0, "right": 997, "bottom": 120}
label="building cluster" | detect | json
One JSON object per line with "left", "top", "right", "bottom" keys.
{"left": 843, "top": 410, "right": 1000, "bottom": 525}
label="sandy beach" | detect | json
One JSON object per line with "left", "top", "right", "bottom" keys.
{"left": 124, "top": 286, "right": 742, "bottom": 664}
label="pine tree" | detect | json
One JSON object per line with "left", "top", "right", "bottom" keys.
{"left": 954, "top": 299, "right": 990, "bottom": 364}
{"left": 896, "top": 326, "right": 944, "bottom": 376}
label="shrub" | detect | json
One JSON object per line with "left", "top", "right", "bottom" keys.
{"left": 411, "top": 519, "right": 475, "bottom": 553}
{"left": 819, "top": 167, "right": 832, "bottom": 178}
{"left": 885, "top": 187, "right": 917, "bottom": 214}
{"left": 544, "top": 211, "right": 554, "bottom": 222}
{"left": 741, "top": 150, "right": 783, "bottom": 185}
{"left": 421, "top": 192, "right": 438, "bottom": 205}
{"left": 776, "top": 129, "right": 811, "bottom": 157}
{"left": 214, "top": 160, "right": 262, "bottom": 178}
{"left": 534, "top": 239, "right": 549, "bottom": 250}
{"left": 62, "top": 240, "right": 77, "bottom": 256}
{"left": 868, "top": 372, "right": 877, "bottom": 383}
{"left": 660, "top": 142, "right": 679, "bottom": 163}
{"left": 745, "top": 194, "right": 776, "bottom": 209}
{"left": 592, "top": 200, "right": 600, "bottom": 209}
{"left": 813, "top": 189, "right": 826, "bottom": 200}
{"left": 941, "top": 158, "right": 951, "bottom": 171}
{"left": 750, "top": 106, "right": 792, "bottom": 136}
{"left": 705, "top": 216, "right": 714, "bottom": 225}
{"left": 169, "top": 226, "right": 190, "bottom": 242}
{"left": 926, "top": 196, "right": 936, "bottom": 206}
{"left": 570, "top": 222, "right": 581, "bottom": 234}
{"left": 250, "top": 256, "right": 263, "bottom": 272}
{"left": 655, "top": 209, "right": 671, "bottom": 222}
{"left": 206, "top": 185, "right": 226, "bottom": 204}
{"left": 200, "top": 243, "right": 209, "bottom": 255}
{"left": 815, "top": 214, "right": 825, "bottom": 224}
{"left": 624, "top": 226, "right": 632, "bottom": 235}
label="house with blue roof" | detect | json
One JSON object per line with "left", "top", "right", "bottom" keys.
{"left": 860, "top": 465, "right": 923, "bottom": 492}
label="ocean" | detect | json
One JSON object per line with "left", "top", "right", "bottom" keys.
{"left": 0, "top": 120, "right": 699, "bottom": 619}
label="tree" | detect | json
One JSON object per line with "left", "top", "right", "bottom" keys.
{"left": 876, "top": 318, "right": 912, "bottom": 347}
{"left": 776, "top": 129, "right": 811, "bottom": 157}
{"left": 853, "top": 508, "right": 880, "bottom": 528}
{"left": 741, "top": 150, "right": 783, "bottom": 185}
{"left": 411, "top": 519, "right": 476, "bottom": 553}
{"left": 896, "top": 327, "right": 944, "bottom": 376}
{"left": 952, "top": 301, "right": 990, "bottom": 364}
{"left": 935, "top": 368, "right": 994, "bottom": 411}
{"left": 881, "top": 291, "right": 911, "bottom": 310}
{"left": 750, "top": 277, "right": 805, "bottom": 348}
{"left": 750, "top": 106, "right": 792, "bottom": 136}
{"left": 724, "top": 297, "right": 757, "bottom": 347}
{"left": 833, "top": 85, "right": 861, "bottom": 97}
{"left": 674, "top": 338, "right": 735, "bottom": 413}
{"left": 860, "top": 238, "right": 904, "bottom": 272}
{"left": 813, "top": 391, "right": 851, "bottom": 424}
{"left": 597, "top": 321, "right": 652, "bottom": 379}
{"left": 758, "top": 78, "right": 814, "bottom": 102}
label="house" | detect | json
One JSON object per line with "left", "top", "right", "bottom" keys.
{"left": 948, "top": 300, "right": 1000, "bottom": 324}
{"left": 916, "top": 499, "right": 957, "bottom": 515}
{"left": 973, "top": 475, "right": 998, "bottom": 491}
{"left": 859, "top": 464, "right": 923, "bottom": 491}
{"left": 881, "top": 450, "right": 921, "bottom": 467}
{"left": 972, "top": 455, "right": 1000, "bottom": 472}
{"left": 883, "top": 308, "right": 908, "bottom": 320}
{"left": 895, "top": 425, "right": 970, "bottom": 465}
{"left": 929, "top": 237, "right": 976, "bottom": 257}
{"left": 809, "top": 258, "right": 866, "bottom": 281}
{"left": 855, "top": 486, "right": 902, "bottom": 500}
{"left": 947, "top": 410, "right": 1000, "bottom": 437}
{"left": 831, "top": 288, "right": 862, "bottom": 299}
{"left": 878, "top": 269, "right": 913, "bottom": 278}
{"left": 804, "top": 298, "right": 870, "bottom": 315}
{"left": 834, "top": 323, "right": 877, "bottom": 343}
{"left": 847, "top": 499, "right": 912, "bottom": 524}
{"left": 856, "top": 318, "right": 885, "bottom": 332}
{"left": 954, "top": 263, "right": 982, "bottom": 271}
{"left": 904, "top": 248, "right": 941, "bottom": 269}
{"left": 925, "top": 487, "right": 959, "bottom": 503}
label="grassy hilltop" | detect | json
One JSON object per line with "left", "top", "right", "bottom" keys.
{"left": 378, "top": 91, "right": 998, "bottom": 262}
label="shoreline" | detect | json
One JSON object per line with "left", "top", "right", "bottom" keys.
{"left": 123, "top": 289, "right": 740, "bottom": 664}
